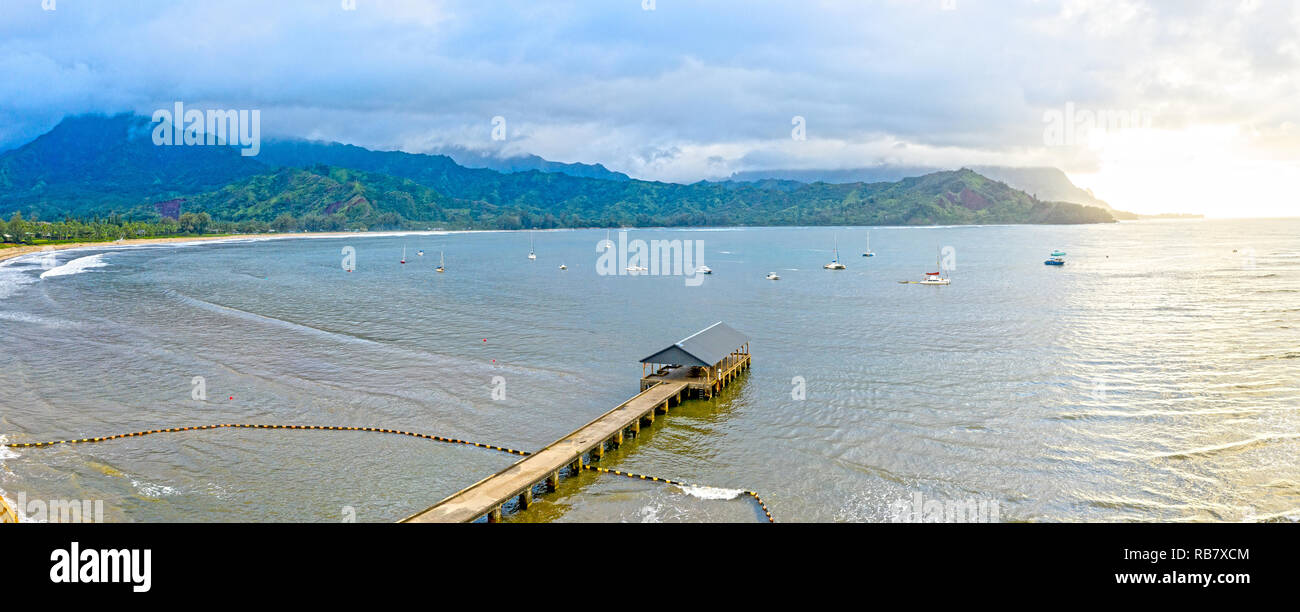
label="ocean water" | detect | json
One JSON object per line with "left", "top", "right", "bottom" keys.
{"left": 0, "top": 220, "right": 1297, "bottom": 523}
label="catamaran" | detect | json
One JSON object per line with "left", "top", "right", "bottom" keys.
{"left": 919, "top": 269, "right": 950, "bottom": 284}
{"left": 920, "top": 251, "right": 949, "bottom": 284}
{"left": 900, "top": 251, "right": 949, "bottom": 284}
{"left": 861, "top": 233, "right": 875, "bottom": 257}
{"left": 824, "top": 235, "right": 846, "bottom": 270}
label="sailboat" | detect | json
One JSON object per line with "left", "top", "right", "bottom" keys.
{"left": 528, "top": 232, "right": 537, "bottom": 260}
{"left": 861, "top": 233, "right": 875, "bottom": 257}
{"left": 436, "top": 251, "right": 445, "bottom": 273}
{"left": 899, "top": 251, "right": 949, "bottom": 284}
{"left": 824, "top": 234, "right": 846, "bottom": 269}
{"left": 400, "top": 246, "right": 407, "bottom": 264}
{"left": 603, "top": 229, "right": 612, "bottom": 251}
{"left": 919, "top": 251, "right": 949, "bottom": 284}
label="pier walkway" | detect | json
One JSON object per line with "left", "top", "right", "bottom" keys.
{"left": 403, "top": 380, "right": 690, "bottom": 523}
{"left": 403, "top": 321, "right": 751, "bottom": 523}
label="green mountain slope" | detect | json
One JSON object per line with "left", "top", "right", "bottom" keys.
{"left": 0, "top": 114, "right": 264, "bottom": 218}
{"left": 0, "top": 115, "right": 1115, "bottom": 229}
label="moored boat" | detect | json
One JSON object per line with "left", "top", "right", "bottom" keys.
{"left": 824, "top": 234, "right": 846, "bottom": 269}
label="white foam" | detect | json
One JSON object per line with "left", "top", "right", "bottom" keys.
{"left": 39, "top": 254, "right": 108, "bottom": 279}
{"left": 638, "top": 504, "right": 662, "bottom": 523}
{"left": 0, "top": 310, "right": 83, "bottom": 328}
{"left": 0, "top": 263, "right": 37, "bottom": 299}
{"left": 130, "top": 478, "right": 181, "bottom": 498}
{"left": 678, "top": 484, "right": 745, "bottom": 501}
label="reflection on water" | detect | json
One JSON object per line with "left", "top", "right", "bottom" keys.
{"left": 0, "top": 219, "right": 1297, "bottom": 522}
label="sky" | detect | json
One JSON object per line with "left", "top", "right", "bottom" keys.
{"left": 1, "top": 0, "right": 1298, "bottom": 217}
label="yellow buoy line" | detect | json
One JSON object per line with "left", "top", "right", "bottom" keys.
{"left": 3, "top": 423, "right": 774, "bottom": 523}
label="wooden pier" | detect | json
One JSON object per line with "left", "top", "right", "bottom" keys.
{"left": 403, "top": 322, "right": 750, "bottom": 524}
{"left": 0, "top": 495, "right": 16, "bottom": 523}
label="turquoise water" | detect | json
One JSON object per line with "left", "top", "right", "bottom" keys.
{"left": 1, "top": 219, "right": 1298, "bottom": 522}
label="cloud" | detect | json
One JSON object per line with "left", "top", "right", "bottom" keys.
{"left": 2, "top": 0, "right": 1298, "bottom": 214}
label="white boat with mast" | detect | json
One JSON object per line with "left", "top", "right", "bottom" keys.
{"left": 861, "top": 232, "right": 875, "bottom": 257}
{"left": 824, "top": 234, "right": 846, "bottom": 269}
{"left": 528, "top": 231, "right": 536, "bottom": 260}
{"left": 900, "top": 250, "right": 949, "bottom": 285}
{"left": 436, "top": 251, "right": 444, "bottom": 273}
{"left": 400, "top": 245, "right": 407, "bottom": 264}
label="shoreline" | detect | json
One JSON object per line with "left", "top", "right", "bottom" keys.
{"left": 0, "top": 231, "right": 422, "bottom": 265}
{"left": 0, "top": 217, "right": 1229, "bottom": 266}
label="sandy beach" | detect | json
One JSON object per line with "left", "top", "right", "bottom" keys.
{"left": 0, "top": 232, "right": 383, "bottom": 265}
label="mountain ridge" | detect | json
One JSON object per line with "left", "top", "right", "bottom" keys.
{"left": 0, "top": 114, "right": 1116, "bottom": 230}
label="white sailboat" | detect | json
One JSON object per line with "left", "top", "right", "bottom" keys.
{"left": 861, "top": 233, "right": 874, "bottom": 257}
{"left": 400, "top": 246, "right": 407, "bottom": 264}
{"left": 528, "top": 231, "right": 536, "bottom": 260}
{"left": 436, "top": 251, "right": 444, "bottom": 273}
{"left": 918, "top": 251, "right": 949, "bottom": 285}
{"left": 824, "top": 234, "right": 846, "bottom": 270}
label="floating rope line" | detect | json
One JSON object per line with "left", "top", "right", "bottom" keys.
{"left": 2, "top": 424, "right": 531, "bottom": 456}
{"left": 582, "top": 465, "right": 774, "bottom": 523}
{"left": 5, "top": 423, "right": 773, "bottom": 522}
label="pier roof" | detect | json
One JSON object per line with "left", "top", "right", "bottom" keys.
{"left": 640, "top": 321, "right": 748, "bottom": 367}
